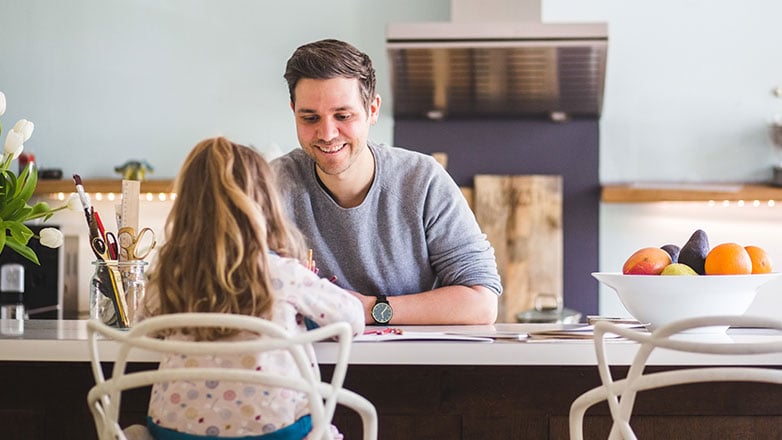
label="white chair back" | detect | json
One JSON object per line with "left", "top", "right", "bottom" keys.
{"left": 87, "top": 313, "right": 377, "bottom": 440}
{"left": 569, "top": 315, "right": 782, "bottom": 440}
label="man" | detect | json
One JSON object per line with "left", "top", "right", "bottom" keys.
{"left": 271, "top": 39, "right": 502, "bottom": 325}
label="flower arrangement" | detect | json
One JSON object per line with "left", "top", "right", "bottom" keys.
{"left": 0, "top": 90, "right": 79, "bottom": 265}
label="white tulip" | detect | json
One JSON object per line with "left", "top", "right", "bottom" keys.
{"left": 66, "top": 193, "right": 82, "bottom": 211}
{"left": 12, "top": 119, "right": 34, "bottom": 142}
{"left": 0, "top": 92, "right": 6, "bottom": 117}
{"left": 4, "top": 130, "right": 24, "bottom": 158}
{"left": 39, "top": 228, "right": 64, "bottom": 249}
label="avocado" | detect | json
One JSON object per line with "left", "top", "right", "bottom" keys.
{"left": 678, "top": 229, "right": 709, "bottom": 275}
{"left": 660, "top": 244, "right": 680, "bottom": 264}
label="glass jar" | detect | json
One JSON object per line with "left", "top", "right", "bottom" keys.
{"left": 90, "top": 260, "right": 148, "bottom": 328}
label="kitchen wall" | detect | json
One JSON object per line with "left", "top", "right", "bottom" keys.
{"left": 4, "top": 1, "right": 782, "bottom": 317}
{"left": 545, "top": 0, "right": 782, "bottom": 318}
{"left": 0, "top": 0, "right": 450, "bottom": 177}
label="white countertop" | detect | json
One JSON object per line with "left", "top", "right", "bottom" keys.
{"left": 2, "top": 319, "right": 782, "bottom": 366}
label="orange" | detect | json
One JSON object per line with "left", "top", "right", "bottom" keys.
{"left": 745, "top": 245, "right": 773, "bottom": 274}
{"left": 704, "top": 242, "right": 752, "bottom": 275}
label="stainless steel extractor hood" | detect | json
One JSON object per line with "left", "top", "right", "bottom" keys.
{"left": 386, "top": 1, "right": 608, "bottom": 120}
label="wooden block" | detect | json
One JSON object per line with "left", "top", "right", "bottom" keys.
{"left": 431, "top": 152, "right": 448, "bottom": 169}
{"left": 474, "top": 175, "right": 563, "bottom": 323}
{"left": 460, "top": 187, "right": 474, "bottom": 212}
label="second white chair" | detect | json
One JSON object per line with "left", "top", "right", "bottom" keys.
{"left": 569, "top": 315, "right": 782, "bottom": 440}
{"left": 87, "top": 312, "right": 378, "bottom": 440}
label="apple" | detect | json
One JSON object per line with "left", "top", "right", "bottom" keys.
{"left": 622, "top": 247, "right": 672, "bottom": 275}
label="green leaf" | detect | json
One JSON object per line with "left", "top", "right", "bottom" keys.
{"left": 4, "top": 169, "right": 18, "bottom": 195}
{"left": 0, "top": 197, "right": 25, "bottom": 220}
{"left": 17, "top": 163, "right": 37, "bottom": 200}
{"left": 0, "top": 172, "right": 11, "bottom": 202}
{"left": 3, "top": 221, "right": 33, "bottom": 244}
{"left": 4, "top": 238, "right": 40, "bottom": 265}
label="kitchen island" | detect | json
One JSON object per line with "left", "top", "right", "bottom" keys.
{"left": 2, "top": 320, "right": 782, "bottom": 439}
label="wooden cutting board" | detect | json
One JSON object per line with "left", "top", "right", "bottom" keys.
{"left": 473, "top": 175, "right": 563, "bottom": 323}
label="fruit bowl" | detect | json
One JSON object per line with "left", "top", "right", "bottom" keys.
{"left": 592, "top": 272, "right": 782, "bottom": 332}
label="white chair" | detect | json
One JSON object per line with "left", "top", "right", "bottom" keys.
{"left": 87, "top": 313, "right": 378, "bottom": 440}
{"left": 569, "top": 315, "right": 782, "bottom": 440}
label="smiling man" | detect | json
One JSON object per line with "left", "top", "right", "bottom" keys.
{"left": 271, "top": 39, "right": 502, "bottom": 325}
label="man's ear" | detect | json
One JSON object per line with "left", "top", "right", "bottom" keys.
{"left": 369, "top": 95, "right": 381, "bottom": 124}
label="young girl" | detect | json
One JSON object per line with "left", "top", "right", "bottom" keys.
{"left": 141, "top": 137, "right": 365, "bottom": 439}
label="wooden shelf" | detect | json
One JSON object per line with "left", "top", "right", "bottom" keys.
{"left": 36, "top": 179, "right": 782, "bottom": 203}
{"left": 34, "top": 179, "right": 174, "bottom": 195}
{"left": 602, "top": 183, "right": 782, "bottom": 203}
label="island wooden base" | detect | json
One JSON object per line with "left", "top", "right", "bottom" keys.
{"left": 2, "top": 362, "right": 781, "bottom": 439}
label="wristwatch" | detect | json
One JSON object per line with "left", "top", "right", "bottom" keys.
{"left": 371, "top": 295, "right": 393, "bottom": 325}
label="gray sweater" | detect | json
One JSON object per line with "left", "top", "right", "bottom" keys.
{"left": 271, "top": 141, "right": 502, "bottom": 297}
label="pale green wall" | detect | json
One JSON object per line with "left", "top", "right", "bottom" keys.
{"left": 545, "top": 0, "right": 782, "bottom": 183}
{"left": 6, "top": 1, "right": 780, "bottom": 183}
{"left": 0, "top": 0, "right": 449, "bottom": 178}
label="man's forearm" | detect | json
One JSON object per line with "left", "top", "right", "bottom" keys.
{"left": 352, "top": 286, "right": 498, "bottom": 325}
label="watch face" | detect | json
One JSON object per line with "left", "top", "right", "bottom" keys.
{"left": 372, "top": 302, "right": 393, "bottom": 324}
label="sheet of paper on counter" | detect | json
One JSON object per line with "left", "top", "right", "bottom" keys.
{"left": 355, "top": 328, "right": 494, "bottom": 342}
{"left": 526, "top": 323, "right": 648, "bottom": 341}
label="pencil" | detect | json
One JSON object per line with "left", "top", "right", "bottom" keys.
{"left": 307, "top": 248, "right": 313, "bottom": 271}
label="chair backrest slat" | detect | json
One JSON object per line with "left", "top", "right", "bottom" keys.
{"left": 569, "top": 314, "right": 782, "bottom": 440}
{"left": 86, "top": 313, "right": 377, "bottom": 440}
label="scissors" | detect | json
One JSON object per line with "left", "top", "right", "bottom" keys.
{"left": 90, "top": 235, "right": 130, "bottom": 328}
{"left": 117, "top": 227, "right": 157, "bottom": 261}
{"left": 91, "top": 233, "right": 118, "bottom": 261}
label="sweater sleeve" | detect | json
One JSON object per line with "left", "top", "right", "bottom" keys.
{"left": 273, "top": 257, "right": 366, "bottom": 337}
{"left": 420, "top": 156, "right": 503, "bottom": 295}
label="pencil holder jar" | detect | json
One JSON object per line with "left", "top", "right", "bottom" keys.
{"left": 90, "top": 260, "right": 148, "bottom": 329}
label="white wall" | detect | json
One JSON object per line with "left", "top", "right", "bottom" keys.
{"left": 3, "top": 0, "right": 450, "bottom": 314}
{"left": 0, "top": 0, "right": 449, "bottom": 177}
{"left": 545, "top": 0, "right": 782, "bottom": 183}
{"left": 546, "top": 0, "right": 782, "bottom": 318}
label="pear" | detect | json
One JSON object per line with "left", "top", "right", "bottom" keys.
{"left": 661, "top": 263, "right": 698, "bottom": 275}
{"left": 660, "top": 244, "right": 680, "bottom": 264}
{"left": 678, "top": 229, "right": 709, "bottom": 275}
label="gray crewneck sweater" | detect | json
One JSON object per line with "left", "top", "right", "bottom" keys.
{"left": 271, "top": 141, "right": 502, "bottom": 297}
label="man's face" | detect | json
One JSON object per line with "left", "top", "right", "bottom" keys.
{"left": 291, "top": 77, "right": 379, "bottom": 178}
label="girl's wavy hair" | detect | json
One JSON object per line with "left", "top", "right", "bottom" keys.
{"left": 146, "top": 137, "right": 306, "bottom": 340}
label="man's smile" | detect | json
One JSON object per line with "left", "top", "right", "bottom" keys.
{"left": 315, "top": 143, "right": 346, "bottom": 154}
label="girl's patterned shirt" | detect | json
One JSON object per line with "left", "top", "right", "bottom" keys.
{"left": 146, "top": 254, "right": 365, "bottom": 437}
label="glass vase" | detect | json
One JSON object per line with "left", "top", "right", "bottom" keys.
{"left": 90, "top": 260, "right": 148, "bottom": 328}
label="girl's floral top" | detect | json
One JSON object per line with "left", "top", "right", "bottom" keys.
{"left": 147, "top": 254, "right": 365, "bottom": 437}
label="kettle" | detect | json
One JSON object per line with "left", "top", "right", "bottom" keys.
{"left": 516, "top": 293, "right": 582, "bottom": 324}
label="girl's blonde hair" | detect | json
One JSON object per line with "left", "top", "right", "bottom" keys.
{"left": 147, "top": 137, "right": 306, "bottom": 339}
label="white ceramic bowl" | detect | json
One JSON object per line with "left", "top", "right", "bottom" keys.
{"left": 592, "top": 272, "right": 782, "bottom": 332}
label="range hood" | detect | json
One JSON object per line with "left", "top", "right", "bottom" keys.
{"left": 386, "top": 0, "right": 608, "bottom": 120}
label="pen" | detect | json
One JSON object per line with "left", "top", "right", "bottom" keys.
{"left": 93, "top": 210, "right": 106, "bottom": 238}
{"left": 72, "top": 174, "right": 93, "bottom": 228}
